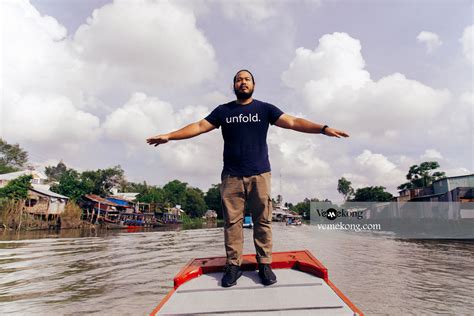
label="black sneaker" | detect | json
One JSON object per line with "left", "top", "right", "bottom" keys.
{"left": 258, "top": 264, "right": 277, "bottom": 286}
{"left": 221, "top": 264, "right": 242, "bottom": 287}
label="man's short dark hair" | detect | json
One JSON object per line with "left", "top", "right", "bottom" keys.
{"left": 233, "top": 69, "right": 255, "bottom": 84}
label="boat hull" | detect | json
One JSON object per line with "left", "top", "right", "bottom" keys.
{"left": 151, "top": 250, "right": 363, "bottom": 315}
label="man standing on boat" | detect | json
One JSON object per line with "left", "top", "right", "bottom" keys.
{"left": 146, "top": 70, "right": 349, "bottom": 287}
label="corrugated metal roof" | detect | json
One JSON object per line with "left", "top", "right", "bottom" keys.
{"left": 84, "top": 194, "right": 120, "bottom": 206}
{"left": 106, "top": 197, "right": 131, "bottom": 206}
{"left": 0, "top": 170, "right": 48, "bottom": 181}
{"left": 110, "top": 193, "right": 139, "bottom": 202}
{"left": 30, "top": 184, "right": 69, "bottom": 199}
{"left": 410, "top": 192, "right": 445, "bottom": 201}
{"left": 432, "top": 174, "right": 474, "bottom": 183}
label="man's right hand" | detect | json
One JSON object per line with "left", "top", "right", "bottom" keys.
{"left": 146, "top": 120, "right": 216, "bottom": 147}
{"left": 146, "top": 134, "right": 170, "bottom": 147}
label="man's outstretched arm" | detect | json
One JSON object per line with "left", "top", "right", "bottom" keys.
{"left": 275, "top": 114, "right": 349, "bottom": 138}
{"left": 146, "top": 119, "right": 216, "bottom": 147}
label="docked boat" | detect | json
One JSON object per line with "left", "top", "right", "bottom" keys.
{"left": 151, "top": 250, "right": 363, "bottom": 315}
{"left": 99, "top": 213, "right": 162, "bottom": 229}
{"left": 286, "top": 217, "right": 303, "bottom": 226}
{"left": 243, "top": 214, "right": 253, "bottom": 228}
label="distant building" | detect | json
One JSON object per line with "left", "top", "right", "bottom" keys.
{"left": 395, "top": 174, "right": 474, "bottom": 203}
{"left": 81, "top": 194, "right": 121, "bottom": 212}
{"left": 25, "top": 184, "right": 69, "bottom": 215}
{"left": 162, "top": 205, "right": 185, "bottom": 223}
{"left": 0, "top": 170, "right": 48, "bottom": 187}
{"left": 204, "top": 210, "right": 218, "bottom": 220}
{"left": 79, "top": 194, "right": 122, "bottom": 223}
{"left": 272, "top": 203, "right": 302, "bottom": 221}
{"left": 432, "top": 174, "right": 474, "bottom": 196}
{"left": 106, "top": 196, "right": 135, "bottom": 213}
{"left": 110, "top": 187, "right": 139, "bottom": 202}
{"left": 0, "top": 171, "right": 67, "bottom": 215}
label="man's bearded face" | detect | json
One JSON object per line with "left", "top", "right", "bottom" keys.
{"left": 234, "top": 71, "right": 254, "bottom": 100}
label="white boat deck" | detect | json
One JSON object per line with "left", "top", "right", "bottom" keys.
{"left": 158, "top": 269, "right": 357, "bottom": 315}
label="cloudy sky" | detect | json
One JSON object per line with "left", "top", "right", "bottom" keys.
{"left": 1, "top": 0, "right": 473, "bottom": 204}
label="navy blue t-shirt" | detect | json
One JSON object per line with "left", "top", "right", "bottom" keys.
{"left": 204, "top": 99, "right": 284, "bottom": 176}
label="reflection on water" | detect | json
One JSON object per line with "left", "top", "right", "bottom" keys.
{"left": 1, "top": 224, "right": 473, "bottom": 315}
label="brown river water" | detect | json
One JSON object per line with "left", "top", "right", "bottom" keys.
{"left": 0, "top": 224, "right": 473, "bottom": 315}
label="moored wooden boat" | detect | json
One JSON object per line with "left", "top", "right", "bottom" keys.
{"left": 243, "top": 215, "right": 253, "bottom": 228}
{"left": 151, "top": 250, "right": 363, "bottom": 315}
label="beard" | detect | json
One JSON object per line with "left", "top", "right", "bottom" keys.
{"left": 234, "top": 86, "right": 254, "bottom": 100}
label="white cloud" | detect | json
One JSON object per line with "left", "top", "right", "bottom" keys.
{"left": 281, "top": 32, "right": 450, "bottom": 140}
{"left": 268, "top": 127, "right": 332, "bottom": 179}
{"left": 73, "top": 0, "right": 217, "bottom": 93}
{"left": 444, "top": 167, "right": 471, "bottom": 177}
{"left": 417, "top": 31, "right": 442, "bottom": 53}
{"left": 459, "top": 91, "right": 474, "bottom": 105}
{"left": 460, "top": 25, "right": 474, "bottom": 65}
{"left": 282, "top": 32, "right": 370, "bottom": 93}
{"left": 1, "top": 0, "right": 82, "bottom": 101}
{"left": 420, "top": 149, "right": 443, "bottom": 160}
{"left": 196, "top": 91, "right": 231, "bottom": 108}
{"left": 216, "top": 0, "right": 321, "bottom": 23}
{"left": 1, "top": 0, "right": 219, "bottom": 149}
{"left": 103, "top": 93, "right": 176, "bottom": 149}
{"left": 356, "top": 150, "right": 404, "bottom": 181}
{"left": 1, "top": 0, "right": 100, "bottom": 148}
{"left": 342, "top": 150, "right": 406, "bottom": 192}
{"left": 3, "top": 93, "right": 100, "bottom": 145}
{"left": 340, "top": 172, "right": 370, "bottom": 191}
{"left": 103, "top": 93, "right": 221, "bottom": 176}
{"left": 103, "top": 91, "right": 212, "bottom": 147}
{"left": 219, "top": 0, "right": 279, "bottom": 23}
{"left": 446, "top": 91, "right": 474, "bottom": 137}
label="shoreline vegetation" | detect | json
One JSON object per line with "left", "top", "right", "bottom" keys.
{"left": 0, "top": 200, "right": 225, "bottom": 233}
{"left": 0, "top": 200, "right": 92, "bottom": 232}
{"left": 0, "top": 192, "right": 227, "bottom": 232}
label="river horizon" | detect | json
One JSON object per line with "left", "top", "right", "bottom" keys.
{"left": 1, "top": 224, "right": 473, "bottom": 315}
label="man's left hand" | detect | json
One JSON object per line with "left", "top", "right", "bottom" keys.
{"left": 324, "top": 128, "right": 349, "bottom": 138}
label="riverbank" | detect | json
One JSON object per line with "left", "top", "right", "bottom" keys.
{"left": 0, "top": 199, "right": 88, "bottom": 231}
{"left": 1, "top": 197, "right": 224, "bottom": 233}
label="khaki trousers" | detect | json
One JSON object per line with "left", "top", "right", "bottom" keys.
{"left": 220, "top": 171, "right": 273, "bottom": 266}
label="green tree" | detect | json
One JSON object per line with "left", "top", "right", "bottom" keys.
{"left": 51, "top": 169, "right": 93, "bottom": 201}
{"left": 138, "top": 187, "right": 167, "bottom": 206}
{"left": 205, "top": 184, "right": 222, "bottom": 218}
{"left": 352, "top": 186, "right": 393, "bottom": 202}
{"left": 81, "top": 165, "right": 125, "bottom": 196}
{"left": 121, "top": 181, "right": 149, "bottom": 194}
{"left": 290, "top": 197, "right": 321, "bottom": 220}
{"left": 183, "top": 187, "right": 207, "bottom": 218}
{"left": 163, "top": 180, "right": 188, "bottom": 207}
{"left": 276, "top": 194, "right": 283, "bottom": 205}
{"left": 337, "top": 177, "right": 354, "bottom": 200}
{"left": 45, "top": 161, "right": 67, "bottom": 182}
{"left": 292, "top": 200, "right": 310, "bottom": 218}
{"left": 0, "top": 138, "right": 28, "bottom": 174}
{"left": 397, "top": 161, "right": 446, "bottom": 190}
{"left": 0, "top": 175, "right": 32, "bottom": 200}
